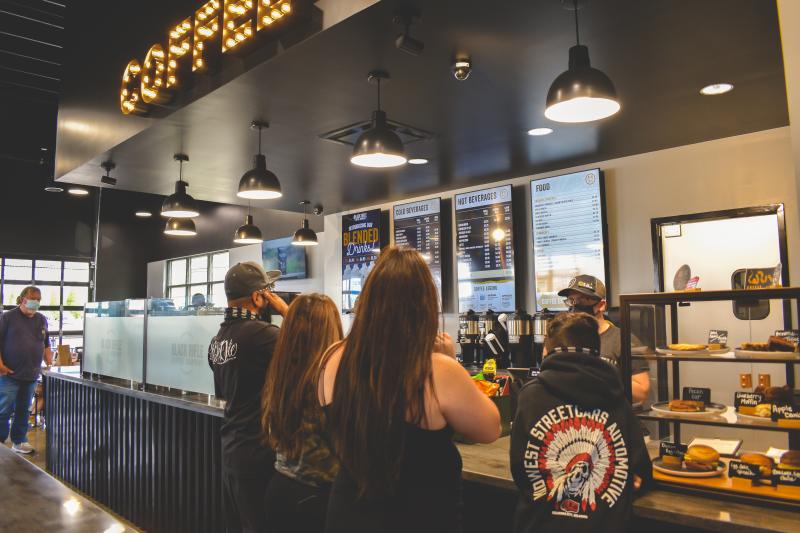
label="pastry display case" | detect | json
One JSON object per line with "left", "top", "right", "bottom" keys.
{"left": 619, "top": 287, "right": 800, "bottom": 509}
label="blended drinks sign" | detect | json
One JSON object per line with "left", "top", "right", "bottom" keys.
{"left": 342, "top": 209, "right": 382, "bottom": 313}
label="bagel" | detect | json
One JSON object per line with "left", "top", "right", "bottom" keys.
{"left": 684, "top": 445, "right": 720, "bottom": 472}
{"left": 739, "top": 453, "right": 774, "bottom": 477}
{"left": 669, "top": 399, "right": 705, "bottom": 412}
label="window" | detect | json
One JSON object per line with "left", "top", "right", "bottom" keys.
{"left": 166, "top": 252, "right": 229, "bottom": 308}
{"left": 0, "top": 257, "right": 93, "bottom": 348}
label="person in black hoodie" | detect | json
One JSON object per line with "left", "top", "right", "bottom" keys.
{"left": 510, "top": 312, "right": 651, "bottom": 533}
{"left": 208, "top": 261, "right": 288, "bottom": 532}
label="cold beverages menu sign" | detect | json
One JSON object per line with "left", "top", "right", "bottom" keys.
{"left": 455, "top": 185, "right": 515, "bottom": 313}
{"left": 393, "top": 198, "right": 442, "bottom": 297}
{"left": 342, "top": 209, "right": 382, "bottom": 313}
{"left": 531, "top": 169, "right": 607, "bottom": 311}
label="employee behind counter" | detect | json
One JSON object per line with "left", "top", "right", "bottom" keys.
{"left": 558, "top": 275, "right": 651, "bottom": 404}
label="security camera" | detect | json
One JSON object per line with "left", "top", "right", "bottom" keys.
{"left": 453, "top": 58, "right": 471, "bottom": 81}
{"left": 313, "top": 204, "right": 324, "bottom": 216}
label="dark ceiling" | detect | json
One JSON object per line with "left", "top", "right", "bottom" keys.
{"left": 55, "top": 0, "right": 788, "bottom": 214}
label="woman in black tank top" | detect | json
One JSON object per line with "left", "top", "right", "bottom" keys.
{"left": 319, "top": 247, "right": 501, "bottom": 533}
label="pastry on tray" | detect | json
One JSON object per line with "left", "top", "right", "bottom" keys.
{"left": 668, "top": 399, "right": 705, "bottom": 412}
{"left": 684, "top": 445, "right": 720, "bottom": 472}
{"left": 767, "top": 335, "right": 798, "bottom": 352}
{"left": 667, "top": 343, "right": 708, "bottom": 351}
{"left": 778, "top": 451, "right": 800, "bottom": 471}
{"left": 738, "top": 452, "right": 774, "bottom": 477}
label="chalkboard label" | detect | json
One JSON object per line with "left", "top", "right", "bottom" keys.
{"left": 528, "top": 367, "right": 540, "bottom": 379}
{"left": 734, "top": 392, "right": 764, "bottom": 408}
{"left": 682, "top": 387, "right": 711, "bottom": 403}
{"left": 708, "top": 330, "right": 728, "bottom": 345}
{"left": 659, "top": 442, "right": 687, "bottom": 458}
{"left": 728, "top": 460, "right": 760, "bottom": 480}
{"left": 773, "top": 468, "right": 800, "bottom": 487}
{"left": 772, "top": 404, "right": 800, "bottom": 422}
{"left": 774, "top": 330, "right": 799, "bottom": 345}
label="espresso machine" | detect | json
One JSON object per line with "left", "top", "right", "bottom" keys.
{"left": 532, "top": 309, "right": 557, "bottom": 366}
{"left": 457, "top": 310, "right": 482, "bottom": 368}
{"left": 506, "top": 311, "right": 534, "bottom": 368}
{"left": 481, "top": 309, "right": 510, "bottom": 369}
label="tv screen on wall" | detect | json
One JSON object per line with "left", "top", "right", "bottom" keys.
{"left": 261, "top": 237, "right": 307, "bottom": 280}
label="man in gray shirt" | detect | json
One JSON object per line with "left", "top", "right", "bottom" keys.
{"left": 0, "top": 286, "right": 53, "bottom": 454}
{"left": 558, "top": 275, "right": 651, "bottom": 403}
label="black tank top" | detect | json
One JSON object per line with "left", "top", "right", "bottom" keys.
{"left": 324, "top": 420, "right": 464, "bottom": 533}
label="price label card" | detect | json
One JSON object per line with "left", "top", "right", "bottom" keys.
{"left": 773, "top": 468, "right": 800, "bottom": 487}
{"left": 774, "top": 330, "right": 800, "bottom": 345}
{"left": 682, "top": 387, "right": 711, "bottom": 403}
{"left": 659, "top": 442, "right": 687, "bottom": 458}
{"left": 528, "top": 367, "right": 540, "bottom": 379}
{"left": 728, "top": 460, "right": 761, "bottom": 480}
{"left": 772, "top": 404, "right": 800, "bottom": 422}
{"left": 734, "top": 391, "right": 763, "bottom": 408}
{"left": 708, "top": 330, "right": 728, "bottom": 345}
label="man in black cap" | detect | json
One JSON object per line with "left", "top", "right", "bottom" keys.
{"left": 208, "top": 261, "right": 288, "bottom": 532}
{"left": 558, "top": 275, "right": 651, "bottom": 403}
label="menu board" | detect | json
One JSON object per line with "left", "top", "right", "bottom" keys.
{"left": 393, "top": 198, "right": 442, "bottom": 297}
{"left": 455, "top": 185, "right": 515, "bottom": 313}
{"left": 342, "top": 209, "right": 382, "bottom": 312}
{"left": 531, "top": 169, "right": 607, "bottom": 311}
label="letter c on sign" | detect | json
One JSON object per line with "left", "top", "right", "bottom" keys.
{"left": 120, "top": 59, "right": 146, "bottom": 115}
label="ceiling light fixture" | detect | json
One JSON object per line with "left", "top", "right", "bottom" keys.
{"left": 545, "top": 0, "right": 620, "bottom": 123}
{"left": 292, "top": 200, "right": 319, "bottom": 246}
{"left": 700, "top": 83, "right": 734, "bottom": 96}
{"left": 44, "top": 177, "right": 64, "bottom": 193}
{"left": 408, "top": 158, "right": 429, "bottom": 165}
{"left": 135, "top": 210, "right": 152, "bottom": 217}
{"left": 161, "top": 153, "right": 199, "bottom": 218}
{"left": 67, "top": 186, "right": 90, "bottom": 196}
{"left": 351, "top": 70, "right": 407, "bottom": 168}
{"left": 393, "top": 7, "right": 423, "bottom": 56}
{"left": 100, "top": 160, "right": 117, "bottom": 186}
{"left": 527, "top": 127, "right": 554, "bottom": 136}
{"left": 233, "top": 202, "right": 263, "bottom": 244}
{"left": 164, "top": 217, "right": 197, "bottom": 236}
{"left": 237, "top": 120, "right": 282, "bottom": 200}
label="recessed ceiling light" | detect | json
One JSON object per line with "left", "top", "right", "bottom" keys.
{"left": 44, "top": 185, "right": 64, "bottom": 193}
{"left": 408, "top": 158, "right": 429, "bottom": 165}
{"left": 67, "top": 186, "right": 90, "bottom": 196}
{"left": 135, "top": 211, "right": 152, "bottom": 218}
{"left": 700, "top": 83, "right": 734, "bottom": 96}
{"left": 527, "top": 127, "right": 554, "bottom": 136}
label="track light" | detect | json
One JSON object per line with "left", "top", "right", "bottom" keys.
{"left": 292, "top": 201, "right": 318, "bottom": 246}
{"left": 351, "top": 70, "right": 407, "bottom": 168}
{"left": 100, "top": 160, "right": 117, "bottom": 186}
{"left": 237, "top": 121, "right": 282, "bottom": 200}
{"left": 161, "top": 154, "right": 199, "bottom": 218}
{"left": 393, "top": 7, "right": 423, "bottom": 56}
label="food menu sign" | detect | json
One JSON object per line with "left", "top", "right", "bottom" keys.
{"left": 531, "top": 169, "right": 607, "bottom": 311}
{"left": 455, "top": 185, "right": 515, "bottom": 313}
{"left": 393, "top": 198, "right": 442, "bottom": 298}
{"left": 342, "top": 209, "right": 382, "bottom": 313}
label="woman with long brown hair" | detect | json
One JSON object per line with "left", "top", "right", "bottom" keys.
{"left": 319, "top": 246, "right": 501, "bottom": 532}
{"left": 262, "top": 293, "right": 343, "bottom": 532}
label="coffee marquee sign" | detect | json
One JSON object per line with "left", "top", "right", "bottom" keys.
{"left": 120, "top": 0, "right": 293, "bottom": 115}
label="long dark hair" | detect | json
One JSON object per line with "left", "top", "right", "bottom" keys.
{"left": 262, "top": 293, "right": 343, "bottom": 458}
{"left": 326, "top": 246, "right": 439, "bottom": 498}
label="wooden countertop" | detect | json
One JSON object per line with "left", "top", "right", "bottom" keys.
{"left": 456, "top": 437, "right": 800, "bottom": 533}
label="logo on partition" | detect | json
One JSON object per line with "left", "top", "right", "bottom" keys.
{"left": 585, "top": 173, "right": 596, "bottom": 185}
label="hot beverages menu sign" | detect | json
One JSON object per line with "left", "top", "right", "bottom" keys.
{"left": 455, "top": 185, "right": 516, "bottom": 313}
{"left": 531, "top": 169, "right": 607, "bottom": 311}
{"left": 342, "top": 209, "right": 382, "bottom": 313}
{"left": 393, "top": 198, "right": 442, "bottom": 299}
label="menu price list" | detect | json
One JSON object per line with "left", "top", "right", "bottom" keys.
{"left": 531, "top": 170, "right": 606, "bottom": 311}
{"left": 393, "top": 198, "right": 442, "bottom": 294}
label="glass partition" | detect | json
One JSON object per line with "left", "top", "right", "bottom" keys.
{"left": 83, "top": 300, "right": 145, "bottom": 383}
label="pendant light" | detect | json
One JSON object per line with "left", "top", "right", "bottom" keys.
{"left": 161, "top": 153, "right": 199, "bottom": 218}
{"left": 350, "top": 70, "right": 407, "bottom": 168}
{"left": 237, "top": 121, "right": 282, "bottom": 200}
{"left": 292, "top": 201, "right": 318, "bottom": 246}
{"left": 234, "top": 202, "right": 263, "bottom": 244}
{"left": 544, "top": 0, "right": 620, "bottom": 123}
{"left": 164, "top": 217, "right": 197, "bottom": 236}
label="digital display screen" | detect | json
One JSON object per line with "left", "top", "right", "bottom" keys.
{"left": 531, "top": 169, "right": 607, "bottom": 311}
{"left": 261, "top": 237, "right": 307, "bottom": 280}
{"left": 393, "top": 198, "right": 442, "bottom": 299}
{"left": 455, "top": 185, "right": 515, "bottom": 313}
{"left": 341, "top": 209, "right": 382, "bottom": 313}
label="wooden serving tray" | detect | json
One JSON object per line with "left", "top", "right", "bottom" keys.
{"left": 653, "top": 458, "right": 800, "bottom": 505}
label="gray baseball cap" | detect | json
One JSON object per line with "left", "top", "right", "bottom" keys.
{"left": 557, "top": 274, "right": 606, "bottom": 300}
{"left": 224, "top": 261, "right": 281, "bottom": 300}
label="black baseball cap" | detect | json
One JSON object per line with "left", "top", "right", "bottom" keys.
{"left": 224, "top": 261, "right": 281, "bottom": 300}
{"left": 557, "top": 275, "right": 606, "bottom": 300}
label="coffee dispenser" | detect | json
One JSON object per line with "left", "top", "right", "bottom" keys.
{"left": 506, "top": 311, "right": 534, "bottom": 368}
{"left": 457, "top": 310, "right": 482, "bottom": 368}
{"left": 481, "top": 309, "right": 510, "bottom": 368}
{"left": 533, "top": 309, "right": 557, "bottom": 366}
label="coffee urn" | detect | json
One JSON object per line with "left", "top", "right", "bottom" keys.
{"left": 457, "top": 310, "right": 482, "bottom": 368}
{"left": 533, "top": 309, "right": 557, "bottom": 366}
{"left": 506, "top": 311, "right": 534, "bottom": 368}
{"left": 480, "top": 309, "right": 510, "bottom": 368}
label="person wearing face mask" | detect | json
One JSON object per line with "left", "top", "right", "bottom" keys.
{"left": 207, "top": 262, "right": 288, "bottom": 532}
{"left": 557, "top": 275, "right": 651, "bottom": 404}
{"left": 0, "top": 286, "right": 53, "bottom": 454}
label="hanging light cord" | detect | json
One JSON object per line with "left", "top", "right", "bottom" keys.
{"left": 178, "top": 159, "right": 185, "bottom": 185}
{"left": 257, "top": 124, "right": 263, "bottom": 155}
{"left": 376, "top": 78, "right": 382, "bottom": 112}
{"left": 573, "top": 0, "right": 580, "bottom": 45}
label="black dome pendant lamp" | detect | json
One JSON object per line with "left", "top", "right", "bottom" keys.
{"left": 234, "top": 202, "right": 263, "bottom": 244}
{"left": 544, "top": 0, "right": 620, "bottom": 123}
{"left": 164, "top": 217, "right": 197, "bottom": 236}
{"left": 161, "top": 153, "right": 199, "bottom": 218}
{"left": 292, "top": 201, "right": 318, "bottom": 246}
{"left": 237, "top": 121, "right": 282, "bottom": 200}
{"left": 350, "top": 70, "right": 407, "bottom": 168}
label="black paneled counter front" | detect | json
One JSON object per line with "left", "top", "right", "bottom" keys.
{"left": 45, "top": 371, "right": 800, "bottom": 533}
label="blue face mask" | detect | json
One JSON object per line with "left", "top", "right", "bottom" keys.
{"left": 24, "top": 299, "right": 41, "bottom": 312}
